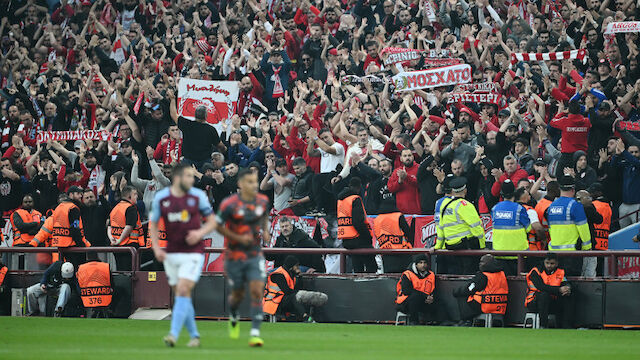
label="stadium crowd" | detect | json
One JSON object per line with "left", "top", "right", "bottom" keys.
{"left": 1, "top": 0, "right": 640, "bottom": 278}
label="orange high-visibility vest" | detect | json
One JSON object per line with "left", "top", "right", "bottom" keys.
{"left": 522, "top": 204, "right": 543, "bottom": 251}
{"left": 337, "top": 195, "right": 373, "bottom": 240}
{"left": 10, "top": 208, "right": 43, "bottom": 245}
{"left": 31, "top": 217, "right": 54, "bottom": 265}
{"left": 109, "top": 200, "right": 144, "bottom": 247}
{"left": 468, "top": 271, "right": 509, "bottom": 315}
{"left": 52, "top": 202, "right": 89, "bottom": 248}
{"left": 77, "top": 262, "right": 113, "bottom": 308}
{"left": 263, "top": 267, "right": 296, "bottom": 315}
{"left": 525, "top": 267, "right": 565, "bottom": 306}
{"left": 535, "top": 198, "right": 553, "bottom": 248}
{"left": 145, "top": 217, "right": 168, "bottom": 248}
{"left": 593, "top": 200, "right": 612, "bottom": 250}
{"left": 395, "top": 270, "right": 435, "bottom": 304}
{"left": 374, "top": 212, "right": 412, "bottom": 249}
{"left": 0, "top": 265, "right": 7, "bottom": 286}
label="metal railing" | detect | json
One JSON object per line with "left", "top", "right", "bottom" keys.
{"left": 2, "top": 246, "right": 639, "bottom": 277}
{"left": 0, "top": 246, "right": 139, "bottom": 271}
{"left": 203, "top": 248, "right": 640, "bottom": 277}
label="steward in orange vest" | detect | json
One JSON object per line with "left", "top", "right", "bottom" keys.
{"left": 145, "top": 217, "right": 168, "bottom": 248}
{"left": 587, "top": 183, "right": 612, "bottom": 251}
{"left": 109, "top": 186, "right": 142, "bottom": 271}
{"left": 77, "top": 261, "right": 113, "bottom": 309}
{"left": 453, "top": 255, "right": 509, "bottom": 322}
{"left": 0, "top": 261, "right": 8, "bottom": 288}
{"left": 534, "top": 182, "right": 560, "bottom": 249}
{"left": 10, "top": 195, "right": 44, "bottom": 246}
{"left": 30, "top": 216, "right": 55, "bottom": 266}
{"left": 263, "top": 256, "right": 327, "bottom": 320}
{"left": 51, "top": 187, "right": 91, "bottom": 267}
{"left": 374, "top": 203, "right": 413, "bottom": 273}
{"left": 109, "top": 186, "right": 144, "bottom": 248}
{"left": 337, "top": 177, "right": 377, "bottom": 273}
{"left": 52, "top": 189, "right": 90, "bottom": 248}
{"left": 395, "top": 254, "right": 435, "bottom": 325}
{"left": 524, "top": 253, "right": 573, "bottom": 328}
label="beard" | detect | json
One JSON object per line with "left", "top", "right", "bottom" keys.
{"left": 179, "top": 182, "right": 191, "bottom": 193}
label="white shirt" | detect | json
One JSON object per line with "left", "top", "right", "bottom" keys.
{"left": 526, "top": 207, "right": 540, "bottom": 225}
{"left": 319, "top": 142, "right": 345, "bottom": 173}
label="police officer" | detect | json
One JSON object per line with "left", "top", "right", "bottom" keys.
{"left": 491, "top": 180, "right": 531, "bottom": 276}
{"left": 435, "top": 177, "right": 486, "bottom": 274}
{"left": 337, "top": 177, "right": 378, "bottom": 273}
{"left": 547, "top": 175, "right": 592, "bottom": 276}
{"left": 51, "top": 186, "right": 90, "bottom": 267}
{"left": 108, "top": 185, "right": 143, "bottom": 271}
{"left": 373, "top": 201, "right": 413, "bottom": 273}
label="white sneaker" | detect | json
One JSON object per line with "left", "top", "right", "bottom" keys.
{"left": 163, "top": 334, "right": 176, "bottom": 347}
{"left": 187, "top": 337, "right": 201, "bottom": 348}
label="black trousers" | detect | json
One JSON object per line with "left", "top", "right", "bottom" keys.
{"left": 382, "top": 255, "right": 411, "bottom": 273}
{"left": 113, "top": 245, "right": 139, "bottom": 271}
{"left": 456, "top": 298, "right": 482, "bottom": 321}
{"left": 397, "top": 292, "right": 434, "bottom": 324}
{"left": 442, "top": 254, "right": 479, "bottom": 275}
{"left": 343, "top": 237, "right": 378, "bottom": 273}
{"left": 279, "top": 293, "right": 307, "bottom": 319}
{"left": 560, "top": 257, "right": 583, "bottom": 277}
{"left": 526, "top": 291, "right": 575, "bottom": 328}
{"left": 496, "top": 259, "right": 518, "bottom": 276}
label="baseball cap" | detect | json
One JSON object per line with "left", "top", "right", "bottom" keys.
{"left": 534, "top": 157, "right": 547, "bottom": 166}
{"left": 598, "top": 58, "right": 611, "bottom": 69}
{"left": 74, "top": 140, "right": 85, "bottom": 150}
{"left": 587, "top": 182, "right": 603, "bottom": 195}
{"left": 61, "top": 262, "right": 74, "bottom": 279}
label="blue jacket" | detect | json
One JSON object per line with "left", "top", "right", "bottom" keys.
{"left": 261, "top": 50, "right": 291, "bottom": 98}
{"left": 612, "top": 150, "right": 640, "bottom": 204}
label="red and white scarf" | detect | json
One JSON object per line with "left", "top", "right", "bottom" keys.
{"left": 271, "top": 65, "right": 284, "bottom": 98}
{"left": 511, "top": 49, "right": 587, "bottom": 65}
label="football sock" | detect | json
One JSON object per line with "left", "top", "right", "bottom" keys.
{"left": 230, "top": 304, "right": 239, "bottom": 326}
{"left": 183, "top": 297, "right": 199, "bottom": 339}
{"left": 250, "top": 300, "right": 262, "bottom": 336}
{"left": 170, "top": 296, "right": 190, "bottom": 338}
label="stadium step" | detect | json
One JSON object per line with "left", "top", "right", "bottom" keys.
{"left": 128, "top": 308, "right": 172, "bottom": 320}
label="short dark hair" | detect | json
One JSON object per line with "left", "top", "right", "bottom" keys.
{"left": 545, "top": 252, "right": 558, "bottom": 262}
{"left": 172, "top": 162, "right": 192, "bottom": 178}
{"left": 237, "top": 167, "right": 254, "bottom": 180}
{"left": 319, "top": 127, "right": 332, "bottom": 136}
{"left": 568, "top": 100, "right": 581, "bottom": 114}
{"left": 292, "top": 158, "right": 306, "bottom": 167}
{"left": 121, "top": 185, "right": 137, "bottom": 199}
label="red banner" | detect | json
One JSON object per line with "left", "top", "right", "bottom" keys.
{"left": 36, "top": 130, "right": 113, "bottom": 143}
{"left": 413, "top": 214, "right": 493, "bottom": 248}
{"left": 448, "top": 92, "right": 502, "bottom": 105}
{"left": 618, "top": 257, "right": 640, "bottom": 278}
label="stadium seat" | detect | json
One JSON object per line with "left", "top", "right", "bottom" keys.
{"left": 472, "top": 313, "right": 504, "bottom": 328}
{"left": 395, "top": 311, "right": 407, "bottom": 326}
{"left": 523, "top": 313, "right": 557, "bottom": 329}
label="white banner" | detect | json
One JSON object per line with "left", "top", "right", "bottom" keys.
{"left": 605, "top": 21, "right": 640, "bottom": 34}
{"left": 177, "top": 79, "right": 239, "bottom": 125}
{"left": 392, "top": 64, "right": 472, "bottom": 92}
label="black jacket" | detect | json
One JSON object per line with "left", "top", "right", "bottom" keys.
{"left": 400, "top": 265, "right": 434, "bottom": 297}
{"left": 81, "top": 196, "right": 111, "bottom": 247}
{"left": 528, "top": 266, "right": 569, "bottom": 297}
{"left": 270, "top": 269, "right": 302, "bottom": 295}
{"left": 453, "top": 260, "right": 503, "bottom": 298}
{"left": 268, "top": 228, "right": 325, "bottom": 272}
{"left": 337, "top": 188, "right": 372, "bottom": 246}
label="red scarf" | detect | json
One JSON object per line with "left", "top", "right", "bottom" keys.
{"left": 272, "top": 65, "right": 284, "bottom": 97}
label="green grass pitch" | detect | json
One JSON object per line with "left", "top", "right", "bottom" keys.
{"left": 1, "top": 317, "right": 639, "bottom": 359}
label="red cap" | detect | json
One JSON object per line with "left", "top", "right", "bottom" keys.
{"left": 329, "top": 48, "right": 338, "bottom": 56}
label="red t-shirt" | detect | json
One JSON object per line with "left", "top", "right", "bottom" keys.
{"left": 550, "top": 113, "right": 591, "bottom": 153}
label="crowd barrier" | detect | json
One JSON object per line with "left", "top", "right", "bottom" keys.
{"left": 1, "top": 246, "right": 638, "bottom": 277}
